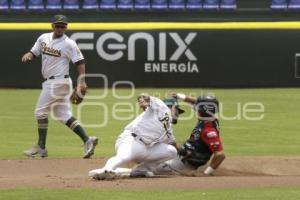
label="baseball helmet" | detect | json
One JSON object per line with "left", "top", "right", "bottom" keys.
{"left": 195, "top": 95, "right": 219, "bottom": 117}
{"left": 163, "top": 98, "right": 185, "bottom": 114}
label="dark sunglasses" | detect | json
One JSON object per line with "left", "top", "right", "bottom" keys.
{"left": 54, "top": 24, "right": 66, "bottom": 29}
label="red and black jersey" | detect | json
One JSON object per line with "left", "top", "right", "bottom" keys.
{"left": 189, "top": 119, "right": 223, "bottom": 153}
{"left": 181, "top": 119, "right": 223, "bottom": 168}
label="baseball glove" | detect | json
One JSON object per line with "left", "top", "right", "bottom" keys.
{"left": 70, "top": 88, "right": 86, "bottom": 104}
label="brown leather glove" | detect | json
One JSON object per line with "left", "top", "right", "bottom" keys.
{"left": 70, "top": 87, "right": 87, "bottom": 104}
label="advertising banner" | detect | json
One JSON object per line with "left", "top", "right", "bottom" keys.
{"left": 1, "top": 28, "right": 300, "bottom": 88}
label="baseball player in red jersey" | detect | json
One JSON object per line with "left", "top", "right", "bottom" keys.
{"left": 21, "top": 15, "right": 98, "bottom": 158}
{"left": 155, "top": 93, "right": 225, "bottom": 176}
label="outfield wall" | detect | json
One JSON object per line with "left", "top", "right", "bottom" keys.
{"left": 2, "top": 22, "right": 300, "bottom": 88}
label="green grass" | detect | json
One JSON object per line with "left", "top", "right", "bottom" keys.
{"left": 0, "top": 88, "right": 300, "bottom": 159}
{"left": 0, "top": 188, "right": 299, "bottom": 200}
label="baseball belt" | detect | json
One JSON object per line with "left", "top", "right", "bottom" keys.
{"left": 46, "top": 75, "right": 69, "bottom": 80}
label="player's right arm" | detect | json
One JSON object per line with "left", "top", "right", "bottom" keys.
{"left": 170, "top": 92, "right": 197, "bottom": 104}
{"left": 21, "top": 52, "right": 35, "bottom": 62}
{"left": 22, "top": 35, "right": 43, "bottom": 63}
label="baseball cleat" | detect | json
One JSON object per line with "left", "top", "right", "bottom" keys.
{"left": 89, "top": 169, "right": 117, "bottom": 180}
{"left": 23, "top": 145, "right": 48, "bottom": 158}
{"left": 88, "top": 168, "right": 103, "bottom": 177}
{"left": 83, "top": 136, "right": 98, "bottom": 159}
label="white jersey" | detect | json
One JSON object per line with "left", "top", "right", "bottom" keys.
{"left": 30, "top": 32, "right": 84, "bottom": 79}
{"left": 123, "top": 96, "right": 175, "bottom": 145}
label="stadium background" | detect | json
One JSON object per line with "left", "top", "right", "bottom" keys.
{"left": 1, "top": 0, "right": 300, "bottom": 199}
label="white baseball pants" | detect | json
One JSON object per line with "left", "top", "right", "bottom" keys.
{"left": 35, "top": 78, "right": 72, "bottom": 123}
{"left": 103, "top": 131, "right": 177, "bottom": 174}
{"left": 153, "top": 155, "right": 196, "bottom": 175}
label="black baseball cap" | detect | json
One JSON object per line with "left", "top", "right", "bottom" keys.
{"left": 163, "top": 98, "right": 185, "bottom": 114}
{"left": 53, "top": 15, "right": 68, "bottom": 25}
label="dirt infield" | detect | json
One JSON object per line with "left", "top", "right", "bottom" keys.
{"left": 1, "top": 156, "right": 300, "bottom": 190}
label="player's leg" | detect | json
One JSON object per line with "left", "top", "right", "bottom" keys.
{"left": 51, "top": 79, "right": 88, "bottom": 141}
{"left": 64, "top": 116, "right": 98, "bottom": 158}
{"left": 113, "top": 167, "right": 132, "bottom": 177}
{"left": 53, "top": 100, "right": 89, "bottom": 143}
{"left": 53, "top": 103, "right": 99, "bottom": 159}
{"left": 24, "top": 82, "right": 53, "bottom": 157}
{"left": 51, "top": 79, "right": 98, "bottom": 158}
{"left": 65, "top": 117, "right": 88, "bottom": 142}
{"left": 89, "top": 167, "right": 132, "bottom": 180}
{"left": 36, "top": 118, "right": 48, "bottom": 150}
{"left": 145, "top": 143, "right": 177, "bottom": 164}
{"left": 89, "top": 134, "right": 146, "bottom": 179}
{"left": 130, "top": 143, "right": 177, "bottom": 177}
{"left": 154, "top": 155, "right": 194, "bottom": 175}
{"left": 130, "top": 163, "right": 155, "bottom": 177}
{"left": 104, "top": 135, "right": 146, "bottom": 171}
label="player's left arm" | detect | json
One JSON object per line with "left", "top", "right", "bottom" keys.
{"left": 201, "top": 130, "right": 226, "bottom": 176}
{"left": 75, "top": 59, "right": 87, "bottom": 93}
{"left": 205, "top": 151, "right": 226, "bottom": 175}
{"left": 170, "top": 92, "right": 198, "bottom": 104}
{"left": 68, "top": 40, "right": 87, "bottom": 93}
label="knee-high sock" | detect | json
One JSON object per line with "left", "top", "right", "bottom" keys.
{"left": 66, "top": 117, "right": 89, "bottom": 143}
{"left": 37, "top": 118, "right": 48, "bottom": 149}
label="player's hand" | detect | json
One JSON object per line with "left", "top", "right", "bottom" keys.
{"left": 77, "top": 82, "right": 87, "bottom": 97}
{"left": 203, "top": 166, "right": 215, "bottom": 176}
{"left": 70, "top": 83, "right": 87, "bottom": 105}
{"left": 21, "top": 52, "right": 33, "bottom": 63}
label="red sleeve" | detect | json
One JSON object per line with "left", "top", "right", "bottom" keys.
{"left": 201, "top": 127, "right": 223, "bottom": 153}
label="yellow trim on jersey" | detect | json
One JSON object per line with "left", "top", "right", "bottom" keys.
{"left": 1, "top": 22, "right": 300, "bottom": 30}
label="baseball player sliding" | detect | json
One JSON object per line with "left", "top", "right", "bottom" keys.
{"left": 89, "top": 93, "right": 225, "bottom": 179}
{"left": 21, "top": 15, "right": 98, "bottom": 158}
{"left": 88, "top": 94, "right": 185, "bottom": 180}
{"left": 155, "top": 92, "right": 226, "bottom": 176}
